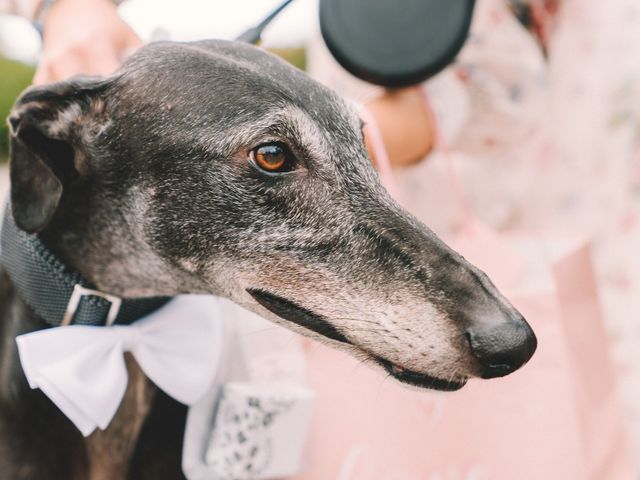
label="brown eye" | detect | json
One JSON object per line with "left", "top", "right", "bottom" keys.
{"left": 249, "top": 143, "right": 295, "bottom": 174}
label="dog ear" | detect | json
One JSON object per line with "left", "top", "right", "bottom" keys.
{"left": 8, "top": 78, "right": 109, "bottom": 233}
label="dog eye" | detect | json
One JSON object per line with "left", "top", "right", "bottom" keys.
{"left": 249, "top": 143, "right": 296, "bottom": 174}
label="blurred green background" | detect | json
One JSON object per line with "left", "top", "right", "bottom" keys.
{"left": 0, "top": 56, "right": 35, "bottom": 161}
{"left": 0, "top": 47, "right": 304, "bottom": 162}
{"left": 269, "top": 47, "right": 306, "bottom": 71}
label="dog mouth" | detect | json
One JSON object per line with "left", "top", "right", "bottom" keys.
{"left": 247, "top": 288, "right": 467, "bottom": 392}
{"left": 247, "top": 288, "right": 351, "bottom": 343}
{"left": 373, "top": 357, "right": 467, "bottom": 391}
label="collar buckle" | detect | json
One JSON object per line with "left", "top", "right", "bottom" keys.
{"left": 62, "top": 285, "right": 123, "bottom": 327}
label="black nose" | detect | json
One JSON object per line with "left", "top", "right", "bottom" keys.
{"left": 465, "top": 319, "right": 537, "bottom": 379}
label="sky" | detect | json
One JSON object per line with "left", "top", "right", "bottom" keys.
{"left": 0, "top": 0, "right": 318, "bottom": 64}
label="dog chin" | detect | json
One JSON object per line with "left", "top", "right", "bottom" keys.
{"left": 371, "top": 355, "right": 468, "bottom": 392}
{"left": 332, "top": 340, "right": 468, "bottom": 392}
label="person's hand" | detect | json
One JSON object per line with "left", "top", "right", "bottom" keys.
{"left": 33, "top": 0, "right": 142, "bottom": 85}
{"left": 365, "top": 86, "right": 435, "bottom": 167}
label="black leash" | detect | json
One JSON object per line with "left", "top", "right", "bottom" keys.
{"left": 236, "top": 0, "right": 296, "bottom": 44}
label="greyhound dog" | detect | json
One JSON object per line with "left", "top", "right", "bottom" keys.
{"left": 1, "top": 40, "right": 536, "bottom": 479}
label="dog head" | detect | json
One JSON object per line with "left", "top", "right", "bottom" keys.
{"left": 7, "top": 40, "right": 535, "bottom": 390}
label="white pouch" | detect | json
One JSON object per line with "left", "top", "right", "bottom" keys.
{"left": 182, "top": 298, "right": 315, "bottom": 480}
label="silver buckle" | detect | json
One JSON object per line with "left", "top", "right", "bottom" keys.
{"left": 61, "top": 284, "right": 122, "bottom": 327}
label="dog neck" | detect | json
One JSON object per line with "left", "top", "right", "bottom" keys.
{"left": 0, "top": 209, "right": 184, "bottom": 478}
{"left": 0, "top": 207, "right": 171, "bottom": 328}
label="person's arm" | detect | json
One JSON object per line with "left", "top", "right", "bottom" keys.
{"left": 32, "top": 0, "right": 141, "bottom": 84}
{"left": 364, "top": 86, "right": 435, "bottom": 167}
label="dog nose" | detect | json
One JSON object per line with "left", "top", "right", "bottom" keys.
{"left": 465, "top": 318, "right": 537, "bottom": 379}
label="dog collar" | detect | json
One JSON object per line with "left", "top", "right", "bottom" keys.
{"left": 0, "top": 208, "right": 170, "bottom": 327}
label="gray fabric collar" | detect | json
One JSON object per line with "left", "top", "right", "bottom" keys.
{"left": 0, "top": 208, "right": 171, "bottom": 327}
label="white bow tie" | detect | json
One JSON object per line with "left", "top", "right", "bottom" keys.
{"left": 16, "top": 295, "right": 225, "bottom": 437}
